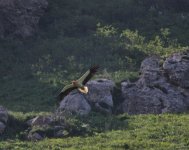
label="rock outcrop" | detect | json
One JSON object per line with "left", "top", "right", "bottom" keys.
{"left": 27, "top": 116, "right": 53, "bottom": 127}
{"left": 120, "top": 51, "right": 189, "bottom": 114}
{"left": 0, "top": 0, "right": 48, "bottom": 39}
{"left": 59, "top": 79, "right": 115, "bottom": 115}
{"left": 27, "top": 115, "right": 55, "bottom": 141}
{"left": 0, "top": 105, "right": 8, "bottom": 134}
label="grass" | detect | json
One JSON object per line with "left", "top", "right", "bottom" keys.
{"left": 0, "top": 67, "right": 189, "bottom": 150}
{"left": 1, "top": 1, "right": 189, "bottom": 149}
{"left": 0, "top": 76, "right": 58, "bottom": 113}
{"left": 0, "top": 114, "right": 189, "bottom": 149}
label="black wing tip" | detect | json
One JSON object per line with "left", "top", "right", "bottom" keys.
{"left": 90, "top": 65, "right": 100, "bottom": 72}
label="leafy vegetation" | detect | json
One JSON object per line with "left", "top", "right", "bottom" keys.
{"left": 0, "top": 0, "right": 189, "bottom": 149}
{"left": 1, "top": 0, "right": 189, "bottom": 82}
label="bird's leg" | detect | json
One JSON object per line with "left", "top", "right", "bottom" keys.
{"left": 78, "top": 86, "right": 88, "bottom": 94}
{"left": 72, "top": 80, "right": 88, "bottom": 93}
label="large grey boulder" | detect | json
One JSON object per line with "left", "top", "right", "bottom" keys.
{"left": 120, "top": 53, "right": 189, "bottom": 114}
{"left": 0, "top": 0, "right": 48, "bottom": 39}
{"left": 163, "top": 51, "right": 189, "bottom": 88}
{"left": 0, "top": 105, "right": 8, "bottom": 134}
{"left": 59, "top": 91, "right": 91, "bottom": 116}
{"left": 59, "top": 79, "right": 115, "bottom": 115}
{"left": 85, "top": 79, "right": 115, "bottom": 114}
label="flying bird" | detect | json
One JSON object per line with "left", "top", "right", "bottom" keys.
{"left": 57, "top": 65, "right": 99, "bottom": 102}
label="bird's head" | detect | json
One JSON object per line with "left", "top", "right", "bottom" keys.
{"left": 72, "top": 80, "right": 78, "bottom": 86}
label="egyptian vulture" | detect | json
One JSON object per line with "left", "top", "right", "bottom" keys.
{"left": 57, "top": 65, "right": 99, "bottom": 101}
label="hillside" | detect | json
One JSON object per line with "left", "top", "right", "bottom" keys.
{"left": 0, "top": 0, "right": 189, "bottom": 149}
{"left": 1, "top": 0, "right": 189, "bottom": 111}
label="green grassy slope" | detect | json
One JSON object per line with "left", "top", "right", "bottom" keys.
{"left": 0, "top": 114, "right": 189, "bottom": 150}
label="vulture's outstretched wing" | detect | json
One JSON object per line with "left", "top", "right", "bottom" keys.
{"left": 78, "top": 65, "right": 99, "bottom": 85}
{"left": 57, "top": 84, "right": 77, "bottom": 101}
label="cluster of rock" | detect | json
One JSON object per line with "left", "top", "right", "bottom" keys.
{"left": 27, "top": 115, "right": 54, "bottom": 140}
{"left": 56, "top": 51, "right": 189, "bottom": 115}
{"left": 27, "top": 111, "right": 90, "bottom": 141}
{"left": 0, "top": 0, "right": 48, "bottom": 39}
{"left": 119, "top": 51, "right": 189, "bottom": 114}
{"left": 0, "top": 106, "right": 8, "bottom": 134}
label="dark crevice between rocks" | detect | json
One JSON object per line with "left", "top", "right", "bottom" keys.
{"left": 180, "top": 90, "right": 188, "bottom": 98}
{"left": 182, "top": 86, "right": 189, "bottom": 89}
{"left": 181, "top": 92, "right": 189, "bottom": 109}
{"left": 163, "top": 71, "right": 170, "bottom": 81}
{"left": 83, "top": 96, "right": 105, "bottom": 114}
{"left": 112, "top": 85, "right": 124, "bottom": 115}
{"left": 163, "top": 71, "right": 180, "bottom": 87}
{"left": 82, "top": 93, "right": 112, "bottom": 115}
{"left": 97, "top": 79, "right": 105, "bottom": 83}
{"left": 181, "top": 55, "right": 189, "bottom": 60}
{"left": 153, "top": 84, "right": 168, "bottom": 94}
{"left": 94, "top": 103, "right": 112, "bottom": 115}
{"left": 98, "top": 102, "right": 110, "bottom": 110}
{"left": 159, "top": 98, "right": 166, "bottom": 113}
